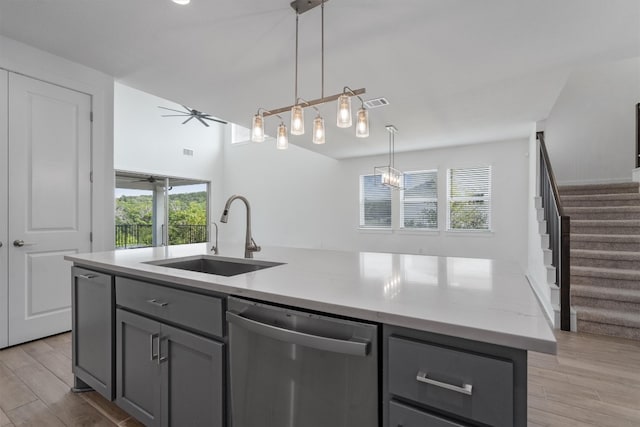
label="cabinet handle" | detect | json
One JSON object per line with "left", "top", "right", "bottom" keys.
{"left": 150, "top": 333, "right": 159, "bottom": 361}
{"left": 77, "top": 274, "right": 98, "bottom": 280}
{"left": 147, "top": 299, "right": 168, "bottom": 307}
{"left": 416, "top": 371, "right": 473, "bottom": 396}
{"left": 157, "top": 336, "right": 167, "bottom": 364}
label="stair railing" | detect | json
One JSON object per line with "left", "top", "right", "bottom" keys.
{"left": 636, "top": 102, "right": 640, "bottom": 168}
{"left": 537, "top": 131, "right": 571, "bottom": 331}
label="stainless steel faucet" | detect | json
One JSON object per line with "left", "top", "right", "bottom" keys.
{"left": 220, "top": 195, "right": 261, "bottom": 258}
{"left": 210, "top": 222, "right": 219, "bottom": 254}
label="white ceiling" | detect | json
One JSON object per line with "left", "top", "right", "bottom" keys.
{"left": 1, "top": 0, "right": 639, "bottom": 159}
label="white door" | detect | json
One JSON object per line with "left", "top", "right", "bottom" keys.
{"left": 0, "top": 70, "right": 8, "bottom": 348}
{"left": 8, "top": 73, "right": 92, "bottom": 346}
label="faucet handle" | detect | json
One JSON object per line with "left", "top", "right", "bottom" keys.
{"left": 249, "top": 238, "right": 261, "bottom": 253}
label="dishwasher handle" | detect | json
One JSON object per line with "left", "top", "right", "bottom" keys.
{"left": 226, "top": 311, "right": 370, "bottom": 357}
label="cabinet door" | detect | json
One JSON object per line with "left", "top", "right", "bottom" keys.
{"left": 72, "top": 267, "right": 113, "bottom": 400}
{"left": 116, "top": 309, "right": 161, "bottom": 427}
{"left": 160, "top": 324, "right": 224, "bottom": 427}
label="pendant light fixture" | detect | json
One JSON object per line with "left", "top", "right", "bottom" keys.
{"left": 374, "top": 125, "right": 403, "bottom": 189}
{"left": 252, "top": 0, "right": 370, "bottom": 148}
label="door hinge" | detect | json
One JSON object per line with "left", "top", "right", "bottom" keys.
{"left": 90, "top": 111, "right": 94, "bottom": 122}
{"left": 89, "top": 232, "right": 93, "bottom": 242}
{"left": 90, "top": 171, "right": 93, "bottom": 183}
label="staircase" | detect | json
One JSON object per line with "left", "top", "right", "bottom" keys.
{"left": 562, "top": 182, "right": 640, "bottom": 340}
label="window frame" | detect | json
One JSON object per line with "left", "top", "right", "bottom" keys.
{"left": 400, "top": 169, "right": 438, "bottom": 231}
{"left": 446, "top": 165, "right": 492, "bottom": 232}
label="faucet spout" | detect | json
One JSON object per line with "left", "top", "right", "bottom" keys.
{"left": 219, "top": 195, "right": 261, "bottom": 258}
{"left": 210, "top": 222, "right": 219, "bottom": 254}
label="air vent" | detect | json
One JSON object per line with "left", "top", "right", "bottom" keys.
{"left": 363, "top": 97, "right": 389, "bottom": 109}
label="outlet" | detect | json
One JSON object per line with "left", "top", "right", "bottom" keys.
{"left": 183, "top": 148, "right": 194, "bottom": 156}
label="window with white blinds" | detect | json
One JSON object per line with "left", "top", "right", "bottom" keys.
{"left": 359, "top": 174, "right": 391, "bottom": 228}
{"left": 447, "top": 166, "right": 491, "bottom": 231}
{"left": 401, "top": 170, "right": 437, "bottom": 229}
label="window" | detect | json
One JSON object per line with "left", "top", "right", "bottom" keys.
{"left": 401, "top": 170, "right": 437, "bottom": 229}
{"left": 359, "top": 174, "right": 391, "bottom": 228}
{"left": 447, "top": 166, "right": 491, "bottom": 231}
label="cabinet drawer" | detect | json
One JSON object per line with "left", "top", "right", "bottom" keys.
{"left": 389, "top": 400, "right": 467, "bottom": 427}
{"left": 388, "top": 336, "right": 513, "bottom": 427}
{"left": 116, "top": 277, "right": 223, "bottom": 338}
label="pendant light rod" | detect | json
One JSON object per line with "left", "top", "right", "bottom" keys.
{"left": 263, "top": 88, "right": 365, "bottom": 117}
{"left": 294, "top": 14, "right": 299, "bottom": 103}
{"left": 321, "top": 0, "right": 325, "bottom": 99}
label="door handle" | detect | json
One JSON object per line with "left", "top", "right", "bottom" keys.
{"left": 13, "top": 239, "right": 35, "bottom": 247}
{"left": 0, "top": 241, "right": 3, "bottom": 248}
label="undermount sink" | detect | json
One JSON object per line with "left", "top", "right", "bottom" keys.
{"left": 147, "top": 255, "right": 284, "bottom": 277}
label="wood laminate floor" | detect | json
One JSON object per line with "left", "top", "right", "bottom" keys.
{"left": 0, "top": 331, "right": 638, "bottom": 426}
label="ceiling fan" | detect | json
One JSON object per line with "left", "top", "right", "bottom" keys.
{"left": 158, "top": 105, "right": 228, "bottom": 127}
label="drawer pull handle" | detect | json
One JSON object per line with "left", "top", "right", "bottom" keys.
{"left": 416, "top": 371, "right": 473, "bottom": 396}
{"left": 150, "top": 333, "right": 159, "bottom": 361}
{"left": 78, "top": 274, "right": 98, "bottom": 279}
{"left": 147, "top": 299, "right": 168, "bottom": 307}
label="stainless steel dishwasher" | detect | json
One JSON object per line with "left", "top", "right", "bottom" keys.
{"left": 226, "top": 296, "right": 379, "bottom": 427}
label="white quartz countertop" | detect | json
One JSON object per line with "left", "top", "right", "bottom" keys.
{"left": 65, "top": 243, "right": 556, "bottom": 354}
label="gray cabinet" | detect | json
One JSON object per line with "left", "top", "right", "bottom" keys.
{"left": 383, "top": 325, "right": 527, "bottom": 427}
{"left": 72, "top": 267, "right": 114, "bottom": 400}
{"left": 115, "top": 277, "right": 225, "bottom": 427}
{"left": 116, "top": 309, "right": 162, "bottom": 426}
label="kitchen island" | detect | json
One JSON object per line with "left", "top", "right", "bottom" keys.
{"left": 66, "top": 243, "right": 556, "bottom": 427}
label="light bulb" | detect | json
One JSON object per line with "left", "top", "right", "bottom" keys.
{"left": 312, "top": 115, "right": 325, "bottom": 144}
{"left": 355, "top": 107, "right": 369, "bottom": 138}
{"left": 336, "top": 94, "right": 352, "bottom": 128}
{"left": 172, "top": 0, "right": 190, "bottom": 4}
{"left": 276, "top": 123, "right": 288, "bottom": 150}
{"left": 291, "top": 105, "right": 304, "bottom": 135}
{"left": 251, "top": 113, "right": 265, "bottom": 143}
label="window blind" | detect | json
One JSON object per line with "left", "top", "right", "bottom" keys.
{"left": 401, "top": 170, "right": 437, "bottom": 229}
{"left": 447, "top": 166, "right": 491, "bottom": 230}
{"left": 360, "top": 174, "right": 391, "bottom": 228}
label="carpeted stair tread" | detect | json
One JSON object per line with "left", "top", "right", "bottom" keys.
{"left": 571, "top": 265, "right": 640, "bottom": 281}
{"left": 571, "top": 249, "right": 640, "bottom": 261}
{"left": 565, "top": 206, "right": 640, "bottom": 214}
{"left": 571, "top": 219, "right": 640, "bottom": 226}
{"left": 559, "top": 182, "right": 640, "bottom": 195}
{"left": 571, "top": 284, "right": 640, "bottom": 303}
{"left": 562, "top": 193, "right": 640, "bottom": 201}
{"left": 575, "top": 306, "right": 640, "bottom": 329}
{"left": 571, "top": 234, "right": 640, "bottom": 243}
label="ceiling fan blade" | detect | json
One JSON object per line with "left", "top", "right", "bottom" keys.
{"left": 158, "top": 106, "right": 189, "bottom": 114}
{"left": 182, "top": 116, "right": 195, "bottom": 125}
{"left": 196, "top": 116, "right": 210, "bottom": 127}
{"left": 202, "top": 116, "right": 228, "bottom": 125}
{"left": 182, "top": 105, "right": 195, "bottom": 113}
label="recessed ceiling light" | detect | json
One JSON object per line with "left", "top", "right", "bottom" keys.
{"left": 172, "top": 0, "right": 190, "bottom": 5}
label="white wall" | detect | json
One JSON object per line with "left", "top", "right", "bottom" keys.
{"left": 114, "top": 83, "right": 226, "bottom": 230}
{"left": 0, "top": 35, "right": 115, "bottom": 251}
{"left": 545, "top": 56, "right": 640, "bottom": 185}
{"left": 222, "top": 138, "right": 530, "bottom": 268}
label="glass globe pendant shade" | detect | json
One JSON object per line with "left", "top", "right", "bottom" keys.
{"left": 251, "top": 113, "right": 265, "bottom": 143}
{"left": 355, "top": 107, "right": 369, "bottom": 138}
{"left": 312, "top": 115, "right": 325, "bottom": 144}
{"left": 336, "top": 94, "right": 352, "bottom": 128}
{"left": 276, "top": 123, "right": 288, "bottom": 150}
{"left": 291, "top": 105, "right": 305, "bottom": 135}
